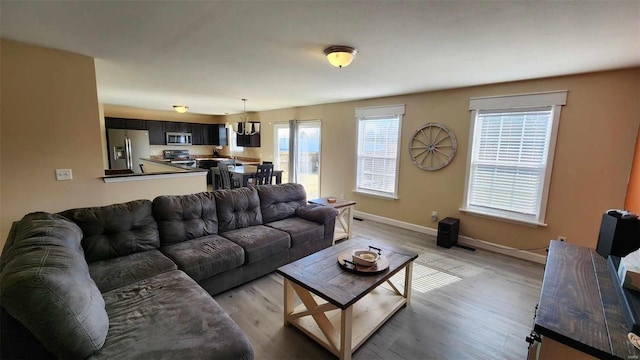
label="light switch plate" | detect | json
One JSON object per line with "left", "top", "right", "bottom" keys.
{"left": 55, "top": 169, "right": 73, "bottom": 181}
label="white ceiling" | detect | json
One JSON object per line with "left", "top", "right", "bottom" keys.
{"left": 1, "top": 1, "right": 639, "bottom": 115}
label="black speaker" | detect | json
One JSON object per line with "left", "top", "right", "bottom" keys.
{"left": 596, "top": 213, "right": 640, "bottom": 258}
{"left": 437, "top": 217, "right": 459, "bottom": 248}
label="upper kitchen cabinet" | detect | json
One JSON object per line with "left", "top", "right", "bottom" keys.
{"left": 105, "top": 117, "right": 227, "bottom": 146}
{"left": 124, "top": 119, "right": 146, "bottom": 130}
{"left": 105, "top": 117, "right": 146, "bottom": 130}
{"left": 191, "top": 124, "right": 227, "bottom": 145}
{"left": 146, "top": 120, "right": 165, "bottom": 145}
{"left": 105, "top": 117, "right": 125, "bottom": 129}
{"left": 191, "top": 123, "right": 204, "bottom": 145}
{"left": 212, "top": 125, "right": 228, "bottom": 146}
{"left": 164, "top": 122, "right": 191, "bottom": 133}
{"left": 237, "top": 133, "right": 260, "bottom": 147}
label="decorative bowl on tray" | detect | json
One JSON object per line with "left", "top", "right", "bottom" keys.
{"left": 351, "top": 249, "right": 379, "bottom": 267}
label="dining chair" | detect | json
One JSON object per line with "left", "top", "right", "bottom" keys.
{"left": 217, "top": 165, "right": 233, "bottom": 189}
{"left": 253, "top": 164, "right": 274, "bottom": 185}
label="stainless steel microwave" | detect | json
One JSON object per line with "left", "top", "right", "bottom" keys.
{"left": 166, "top": 132, "right": 192, "bottom": 146}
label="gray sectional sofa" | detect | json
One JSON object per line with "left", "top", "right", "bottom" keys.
{"left": 0, "top": 183, "right": 338, "bottom": 359}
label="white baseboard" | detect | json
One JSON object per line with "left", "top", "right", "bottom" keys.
{"left": 353, "top": 210, "right": 546, "bottom": 264}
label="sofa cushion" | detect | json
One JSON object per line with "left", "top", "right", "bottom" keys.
{"left": 266, "top": 217, "right": 325, "bottom": 247}
{"left": 221, "top": 225, "right": 290, "bottom": 264}
{"left": 215, "top": 187, "right": 263, "bottom": 232}
{"left": 161, "top": 235, "right": 245, "bottom": 281}
{"left": 295, "top": 204, "right": 340, "bottom": 225}
{"left": 256, "top": 183, "right": 306, "bottom": 223}
{"left": 89, "top": 270, "right": 254, "bottom": 360}
{"left": 0, "top": 212, "right": 109, "bottom": 359}
{"left": 59, "top": 199, "right": 159, "bottom": 263}
{"left": 89, "top": 250, "right": 177, "bottom": 293}
{"left": 152, "top": 192, "right": 218, "bottom": 246}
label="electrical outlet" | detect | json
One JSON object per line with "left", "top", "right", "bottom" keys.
{"left": 558, "top": 236, "right": 566, "bottom": 242}
{"left": 431, "top": 211, "right": 438, "bottom": 222}
{"left": 55, "top": 169, "right": 73, "bottom": 181}
{"left": 340, "top": 193, "right": 345, "bottom": 200}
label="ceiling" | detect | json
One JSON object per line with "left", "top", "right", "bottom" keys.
{"left": 1, "top": 1, "right": 639, "bottom": 115}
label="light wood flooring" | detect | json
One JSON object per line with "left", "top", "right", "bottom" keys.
{"left": 214, "top": 219, "right": 545, "bottom": 360}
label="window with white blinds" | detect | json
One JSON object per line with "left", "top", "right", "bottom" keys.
{"left": 462, "top": 91, "right": 567, "bottom": 225}
{"left": 355, "top": 105, "right": 404, "bottom": 199}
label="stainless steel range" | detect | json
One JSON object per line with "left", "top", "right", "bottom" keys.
{"left": 163, "top": 149, "right": 196, "bottom": 167}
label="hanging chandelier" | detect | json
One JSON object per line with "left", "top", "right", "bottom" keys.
{"left": 233, "top": 99, "right": 260, "bottom": 136}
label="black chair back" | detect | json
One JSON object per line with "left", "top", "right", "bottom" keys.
{"left": 254, "top": 164, "right": 274, "bottom": 185}
{"left": 218, "top": 166, "right": 232, "bottom": 189}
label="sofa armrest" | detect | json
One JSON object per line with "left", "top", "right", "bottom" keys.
{"left": 295, "top": 204, "right": 338, "bottom": 225}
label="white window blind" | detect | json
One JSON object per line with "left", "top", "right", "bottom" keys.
{"left": 469, "top": 109, "right": 551, "bottom": 215}
{"left": 355, "top": 105, "right": 404, "bottom": 198}
{"left": 463, "top": 91, "right": 567, "bottom": 225}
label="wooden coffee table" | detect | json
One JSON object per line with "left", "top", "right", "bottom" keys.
{"left": 277, "top": 238, "right": 418, "bottom": 360}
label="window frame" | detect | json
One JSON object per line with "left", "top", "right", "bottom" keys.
{"left": 354, "top": 104, "right": 405, "bottom": 199}
{"left": 461, "top": 91, "right": 567, "bottom": 226}
{"left": 227, "top": 124, "right": 243, "bottom": 154}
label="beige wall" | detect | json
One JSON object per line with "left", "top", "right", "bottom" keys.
{"left": 256, "top": 68, "right": 640, "bottom": 253}
{"left": 2, "top": 38, "right": 637, "bottom": 256}
{"left": 0, "top": 40, "right": 206, "bottom": 249}
{"left": 626, "top": 126, "right": 640, "bottom": 213}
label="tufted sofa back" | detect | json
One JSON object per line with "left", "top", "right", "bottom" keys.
{"left": 214, "top": 187, "right": 263, "bottom": 233}
{"left": 152, "top": 192, "right": 218, "bottom": 245}
{"left": 59, "top": 200, "right": 159, "bottom": 263}
{"left": 255, "top": 183, "right": 306, "bottom": 223}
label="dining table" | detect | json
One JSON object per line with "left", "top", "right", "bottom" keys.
{"left": 212, "top": 165, "right": 283, "bottom": 189}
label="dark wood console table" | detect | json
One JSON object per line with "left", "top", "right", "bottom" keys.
{"left": 532, "top": 240, "right": 640, "bottom": 359}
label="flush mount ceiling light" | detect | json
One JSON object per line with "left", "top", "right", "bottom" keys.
{"left": 324, "top": 45, "right": 358, "bottom": 68}
{"left": 173, "top": 105, "right": 189, "bottom": 113}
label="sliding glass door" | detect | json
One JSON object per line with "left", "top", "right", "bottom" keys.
{"left": 274, "top": 120, "right": 321, "bottom": 199}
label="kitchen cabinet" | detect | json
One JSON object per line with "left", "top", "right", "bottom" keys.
{"left": 124, "top": 119, "right": 146, "bottom": 130}
{"left": 105, "top": 117, "right": 228, "bottom": 146}
{"left": 164, "top": 122, "right": 191, "bottom": 133}
{"left": 105, "top": 117, "right": 146, "bottom": 130}
{"left": 211, "top": 125, "right": 228, "bottom": 146}
{"left": 105, "top": 117, "right": 126, "bottom": 129}
{"left": 191, "top": 123, "right": 204, "bottom": 145}
{"left": 237, "top": 133, "right": 260, "bottom": 147}
{"left": 191, "top": 124, "right": 227, "bottom": 145}
{"left": 146, "top": 121, "right": 165, "bottom": 145}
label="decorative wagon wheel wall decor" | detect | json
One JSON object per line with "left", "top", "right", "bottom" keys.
{"left": 409, "top": 123, "right": 457, "bottom": 171}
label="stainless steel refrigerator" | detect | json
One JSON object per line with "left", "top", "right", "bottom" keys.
{"left": 107, "top": 129, "right": 150, "bottom": 174}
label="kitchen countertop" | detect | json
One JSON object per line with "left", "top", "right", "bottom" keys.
{"left": 102, "top": 159, "right": 207, "bottom": 183}
{"left": 141, "top": 158, "right": 202, "bottom": 170}
{"left": 146, "top": 156, "right": 262, "bottom": 166}
{"left": 192, "top": 157, "right": 261, "bottom": 166}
